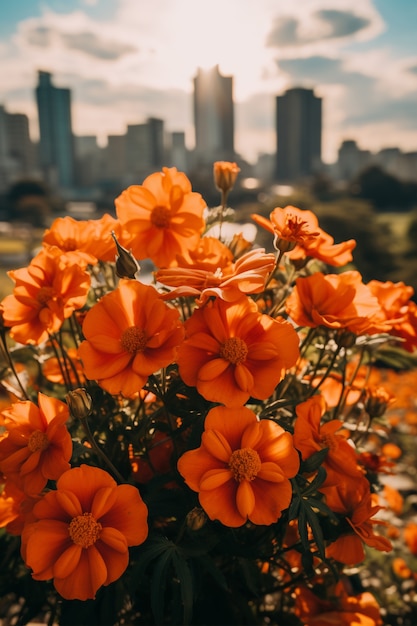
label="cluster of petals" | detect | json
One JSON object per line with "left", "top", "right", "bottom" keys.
{"left": 156, "top": 246, "right": 276, "bottom": 305}
{"left": 294, "top": 580, "right": 382, "bottom": 626}
{"left": 78, "top": 280, "right": 184, "bottom": 397}
{"left": 21, "top": 464, "right": 148, "bottom": 600}
{"left": 0, "top": 246, "right": 91, "bottom": 345}
{"left": 367, "top": 279, "right": 417, "bottom": 352}
{"left": 42, "top": 213, "right": 122, "bottom": 266}
{"left": 115, "top": 167, "right": 206, "bottom": 268}
{"left": 285, "top": 270, "right": 389, "bottom": 335}
{"left": 252, "top": 206, "right": 356, "bottom": 266}
{"left": 0, "top": 393, "right": 72, "bottom": 496}
{"left": 322, "top": 478, "right": 392, "bottom": 565}
{"left": 177, "top": 406, "right": 299, "bottom": 527}
{"left": 293, "top": 396, "right": 364, "bottom": 486}
{"left": 177, "top": 295, "right": 299, "bottom": 406}
{"left": 0, "top": 481, "right": 39, "bottom": 535}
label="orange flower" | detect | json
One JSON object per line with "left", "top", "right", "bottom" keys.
{"left": 382, "top": 484, "right": 403, "bottom": 515}
{"left": 368, "top": 280, "right": 417, "bottom": 352}
{"left": 156, "top": 247, "right": 275, "bottom": 305}
{"left": 21, "top": 464, "right": 148, "bottom": 600}
{"left": 177, "top": 295, "right": 299, "bottom": 406}
{"left": 43, "top": 214, "right": 122, "bottom": 265}
{"left": 365, "top": 385, "right": 395, "bottom": 418}
{"left": 115, "top": 167, "right": 206, "bottom": 268}
{"left": 286, "top": 271, "right": 385, "bottom": 334}
{"left": 213, "top": 161, "right": 240, "bottom": 194}
{"left": 177, "top": 236, "right": 234, "bottom": 271}
{"left": 1, "top": 246, "right": 91, "bottom": 345}
{"left": 0, "top": 480, "right": 39, "bottom": 535}
{"left": 323, "top": 479, "right": 392, "bottom": 565}
{"left": 294, "top": 580, "right": 382, "bottom": 626}
{"left": 404, "top": 522, "right": 417, "bottom": 556}
{"left": 0, "top": 393, "right": 72, "bottom": 496}
{"left": 78, "top": 280, "right": 184, "bottom": 397}
{"left": 293, "top": 396, "right": 364, "bottom": 486}
{"left": 177, "top": 406, "right": 299, "bottom": 527}
{"left": 252, "top": 206, "right": 356, "bottom": 266}
{"left": 392, "top": 557, "right": 413, "bottom": 579}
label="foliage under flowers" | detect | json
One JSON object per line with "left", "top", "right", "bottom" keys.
{"left": 0, "top": 163, "right": 417, "bottom": 625}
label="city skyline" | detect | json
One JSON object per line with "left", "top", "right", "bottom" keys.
{"left": 1, "top": 0, "right": 417, "bottom": 164}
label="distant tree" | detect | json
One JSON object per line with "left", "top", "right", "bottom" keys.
{"left": 313, "top": 198, "right": 397, "bottom": 282}
{"left": 6, "top": 179, "right": 52, "bottom": 227}
{"left": 351, "top": 165, "right": 417, "bottom": 211}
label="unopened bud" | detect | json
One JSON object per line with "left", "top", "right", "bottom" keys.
{"left": 336, "top": 330, "right": 357, "bottom": 348}
{"left": 66, "top": 388, "right": 93, "bottom": 419}
{"left": 186, "top": 507, "right": 207, "bottom": 531}
{"left": 213, "top": 161, "right": 240, "bottom": 194}
{"left": 111, "top": 231, "right": 140, "bottom": 279}
{"left": 365, "top": 385, "right": 394, "bottom": 419}
{"left": 273, "top": 233, "right": 296, "bottom": 253}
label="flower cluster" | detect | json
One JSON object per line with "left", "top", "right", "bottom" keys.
{"left": 0, "top": 162, "right": 416, "bottom": 625}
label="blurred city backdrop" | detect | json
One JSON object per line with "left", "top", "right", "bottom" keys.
{"left": 0, "top": 1, "right": 416, "bottom": 301}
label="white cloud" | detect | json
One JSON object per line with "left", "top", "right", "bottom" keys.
{"left": 0, "top": 0, "right": 415, "bottom": 165}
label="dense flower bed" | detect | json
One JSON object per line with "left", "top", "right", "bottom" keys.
{"left": 0, "top": 162, "right": 416, "bottom": 625}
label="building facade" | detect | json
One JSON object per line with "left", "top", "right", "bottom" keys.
{"left": 193, "top": 65, "right": 235, "bottom": 166}
{"left": 35, "top": 70, "right": 75, "bottom": 189}
{"left": 275, "top": 87, "right": 322, "bottom": 182}
{"left": 0, "top": 105, "right": 37, "bottom": 192}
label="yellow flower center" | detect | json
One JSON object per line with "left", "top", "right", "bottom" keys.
{"left": 219, "top": 337, "right": 248, "bottom": 364}
{"left": 151, "top": 205, "right": 171, "bottom": 229}
{"left": 27, "top": 429, "right": 49, "bottom": 452}
{"left": 68, "top": 512, "right": 102, "bottom": 548}
{"left": 36, "top": 286, "right": 56, "bottom": 305}
{"left": 229, "top": 448, "right": 261, "bottom": 482}
{"left": 120, "top": 326, "right": 148, "bottom": 353}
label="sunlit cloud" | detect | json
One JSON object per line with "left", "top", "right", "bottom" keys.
{"left": 0, "top": 0, "right": 416, "bottom": 163}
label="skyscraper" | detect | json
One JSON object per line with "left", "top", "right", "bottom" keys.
{"left": 35, "top": 70, "right": 75, "bottom": 188}
{"left": 193, "top": 65, "right": 235, "bottom": 165}
{"left": 275, "top": 87, "right": 322, "bottom": 182}
{"left": 0, "top": 105, "right": 36, "bottom": 191}
{"left": 126, "top": 117, "right": 165, "bottom": 181}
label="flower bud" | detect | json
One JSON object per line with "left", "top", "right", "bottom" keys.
{"left": 111, "top": 231, "right": 140, "bottom": 279}
{"left": 213, "top": 161, "right": 240, "bottom": 194}
{"left": 66, "top": 388, "right": 93, "bottom": 419}
{"left": 336, "top": 330, "right": 357, "bottom": 348}
{"left": 365, "top": 385, "right": 394, "bottom": 418}
{"left": 273, "top": 233, "right": 296, "bottom": 253}
{"left": 186, "top": 507, "right": 207, "bottom": 531}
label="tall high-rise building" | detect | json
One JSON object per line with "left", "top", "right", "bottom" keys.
{"left": 35, "top": 70, "right": 75, "bottom": 188}
{"left": 0, "top": 105, "right": 37, "bottom": 191}
{"left": 126, "top": 117, "right": 165, "bottom": 181}
{"left": 275, "top": 87, "right": 322, "bottom": 182}
{"left": 193, "top": 65, "right": 234, "bottom": 165}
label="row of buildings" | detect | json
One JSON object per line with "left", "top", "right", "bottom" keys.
{"left": 1, "top": 67, "right": 416, "bottom": 196}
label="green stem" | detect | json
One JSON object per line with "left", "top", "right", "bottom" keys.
{"left": 0, "top": 332, "right": 30, "bottom": 400}
{"left": 80, "top": 416, "right": 125, "bottom": 483}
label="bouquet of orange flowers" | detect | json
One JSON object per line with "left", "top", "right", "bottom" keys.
{"left": 0, "top": 162, "right": 416, "bottom": 625}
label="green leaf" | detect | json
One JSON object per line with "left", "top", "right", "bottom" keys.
{"left": 300, "top": 448, "right": 329, "bottom": 474}
{"left": 151, "top": 547, "right": 173, "bottom": 625}
{"left": 172, "top": 550, "right": 193, "bottom": 625}
{"left": 129, "top": 535, "right": 176, "bottom": 596}
{"left": 195, "top": 554, "right": 229, "bottom": 591}
{"left": 304, "top": 503, "right": 326, "bottom": 560}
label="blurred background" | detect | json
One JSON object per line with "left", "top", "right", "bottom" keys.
{"left": 0, "top": 0, "right": 416, "bottom": 298}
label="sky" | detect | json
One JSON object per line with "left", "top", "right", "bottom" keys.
{"left": 0, "top": 0, "right": 416, "bottom": 164}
